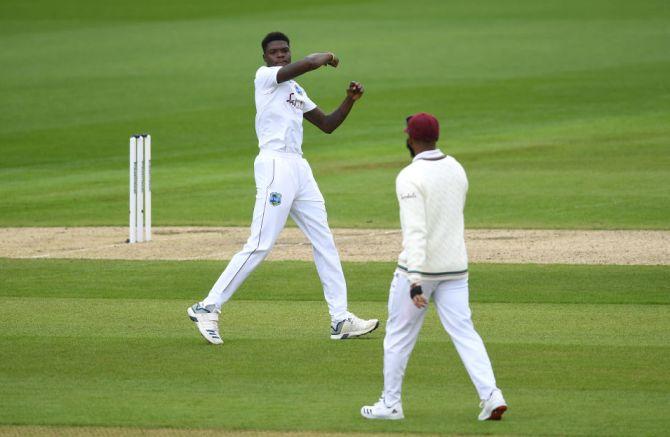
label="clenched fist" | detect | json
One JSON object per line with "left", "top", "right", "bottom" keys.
{"left": 347, "top": 81, "right": 364, "bottom": 101}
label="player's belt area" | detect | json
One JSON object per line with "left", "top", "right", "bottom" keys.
{"left": 259, "top": 149, "right": 303, "bottom": 160}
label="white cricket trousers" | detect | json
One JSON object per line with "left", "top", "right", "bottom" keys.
{"left": 202, "top": 150, "right": 349, "bottom": 322}
{"left": 382, "top": 272, "right": 498, "bottom": 405}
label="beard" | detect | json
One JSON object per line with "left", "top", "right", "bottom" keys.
{"left": 406, "top": 139, "right": 415, "bottom": 158}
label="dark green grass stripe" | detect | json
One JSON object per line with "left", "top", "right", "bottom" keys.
{"left": 1, "top": 258, "right": 668, "bottom": 304}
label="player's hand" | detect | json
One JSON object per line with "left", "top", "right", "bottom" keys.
{"left": 410, "top": 283, "right": 427, "bottom": 309}
{"left": 347, "top": 81, "right": 364, "bottom": 101}
{"left": 327, "top": 52, "right": 339, "bottom": 67}
{"left": 306, "top": 52, "right": 339, "bottom": 68}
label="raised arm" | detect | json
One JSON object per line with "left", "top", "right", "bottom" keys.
{"left": 303, "top": 82, "right": 365, "bottom": 134}
{"left": 277, "top": 52, "right": 339, "bottom": 83}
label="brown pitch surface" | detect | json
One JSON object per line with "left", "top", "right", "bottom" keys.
{"left": 1, "top": 227, "right": 668, "bottom": 265}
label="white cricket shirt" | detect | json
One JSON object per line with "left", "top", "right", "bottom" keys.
{"left": 396, "top": 149, "right": 469, "bottom": 284}
{"left": 254, "top": 65, "right": 317, "bottom": 154}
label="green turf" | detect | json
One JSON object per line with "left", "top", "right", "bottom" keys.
{"left": 1, "top": 258, "right": 669, "bottom": 305}
{"left": 1, "top": 258, "right": 669, "bottom": 435}
{"left": 1, "top": 0, "right": 669, "bottom": 228}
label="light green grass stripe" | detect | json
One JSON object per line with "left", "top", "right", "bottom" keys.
{"left": 1, "top": 298, "right": 668, "bottom": 348}
{"left": 1, "top": 307, "right": 668, "bottom": 435}
{"left": 1, "top": 258, "right": 669, "bottom": 305}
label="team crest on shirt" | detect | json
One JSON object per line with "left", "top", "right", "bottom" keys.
{"left": 269, "top": 192, "right": 282, "bottom": 206}
{"left": 294, "top": 84, "right": 304, "bottom": 95}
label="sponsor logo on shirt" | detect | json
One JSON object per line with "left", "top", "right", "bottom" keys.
{"left": 286, "top": 93, "right": 305, "bottom": 110}
{"left": 400, "top": 192, "right": 417, "bottom": 200}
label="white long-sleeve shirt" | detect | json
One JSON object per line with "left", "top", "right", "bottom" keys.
{"left": 396, "top": 149, "right": 469, "bottom": 284}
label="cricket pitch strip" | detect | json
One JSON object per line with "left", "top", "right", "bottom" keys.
{"left": 1, "top": 227, "right": 668, "bottom": 265}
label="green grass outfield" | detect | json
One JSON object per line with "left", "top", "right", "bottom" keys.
{"left": 1, "top": 258, "right": 669, "bottom": 435}
{"left": 1, "top": 0, "right": 669, "bottom": 229}
{"left": 2, "top": 0, "right": 669, "bottom": 435}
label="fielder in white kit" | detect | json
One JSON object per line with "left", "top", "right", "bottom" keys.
{"left": 361, "top": 113, "right": 508, "bottom": 421}
{"left": 188, "top": 32, "right": 378, "bottom": 344}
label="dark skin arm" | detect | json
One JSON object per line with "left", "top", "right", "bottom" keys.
{"left": 263, "top": 42, "right": 363, "bottom": 134}
{"left": 276, "top": 52, "right": 339, "bottom": 83}
{"left": 304, "top": 81, "right": 365, "bottom": 134}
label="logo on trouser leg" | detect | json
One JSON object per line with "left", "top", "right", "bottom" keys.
{"left": 269, "top": 192, "right": 282, "bottom": 206}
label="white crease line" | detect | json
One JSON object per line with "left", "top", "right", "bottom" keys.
{"left": 178, "top": 252, "right": 237, "bottom": 261}
{"left": 335, "top": 230, "right": 400, "bottom": 238}
{"left": 27, "top": 242, "right": 128, "bottom": 259}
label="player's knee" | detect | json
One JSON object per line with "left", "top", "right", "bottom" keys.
{"left": 240, "top": 240, "right": 275, "bottom": 259}
{"left": 453, "top": 317, "right": 475, "bottom": 333}
{"left": 254, "top": 245, "right": 272, "bottom": 258}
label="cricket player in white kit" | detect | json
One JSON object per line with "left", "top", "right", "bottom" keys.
{"left": 188, "top": 32, "right": 378, "bottom": 344}
{"left": 361, "top": 113, "right": 507, "bottom": 421}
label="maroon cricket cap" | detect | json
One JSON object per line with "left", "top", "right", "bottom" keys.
{"left": 404, "top": 112, "right": 440, "bottom": 141}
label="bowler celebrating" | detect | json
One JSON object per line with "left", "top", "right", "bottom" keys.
{"left": 188, "top": 32, "right": 378, "bottom": 344}
{"left": 361, "top": 113, "right": 507, "bottom": 421}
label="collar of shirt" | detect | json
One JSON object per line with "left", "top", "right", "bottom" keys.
{"left": 412, "top": 149, "right": 445, "bottom": 162}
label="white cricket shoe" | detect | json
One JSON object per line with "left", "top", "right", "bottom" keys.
{"left": 478, "top": 389, "right": 507, "bottom": 421}
{"left": 330, "top": 313, "right": 379, "bottom": 339}
{"left": 361, "top": 398, "right": 404, "bottom": 420}
{"left": 187, "top": 303, "right": 223, "bottom": 345}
